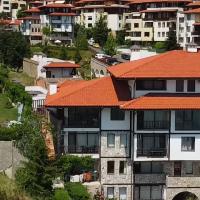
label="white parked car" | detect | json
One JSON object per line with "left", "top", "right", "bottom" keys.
{"left": 95, "top": 53, "right": 111, "bottom": 59}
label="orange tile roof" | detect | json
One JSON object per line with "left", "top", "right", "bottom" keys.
{"left": 129, "top": 0, "right": 191, "bottom": 4}
{"left": 121, "top": 93, "right": 200, "bottom": 110}
{"left": 184, "top": 8, "right": 200, "bottom": 13}
{"left": 49, "top": 12, "right": 77, "bottom": 16}
{"left": 19, "top": 16, "right": 40, "bottom": 20}
{"left": 41, "top": 3, "right": 74, "bottom": 8}
{"left": 45, "top": 77, "right": 131, "bottom": 107}
{"left": 140, "top": 8, "right": 177, "bottom": 12}
{"left": 44, "top": 62, "right": 80, "bottom": 68}
{"left": 108, "top": 50, "right": 200, "bottom": 79}
{"left": 24, "top": 7, "right": 41, "bottom": 12}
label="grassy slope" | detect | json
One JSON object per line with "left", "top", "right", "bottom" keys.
{"left": 0, "top": 94, "right": 17, "bottom": 123}
{"left": 0, "top": 173, "right": 31, "bottom": 200}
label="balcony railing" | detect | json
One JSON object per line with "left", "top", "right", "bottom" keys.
{"left": 137, "top": 120, "right": 169, "bottom": 130}
{"left": 67, "top": 118, "right": 99, "bottom": 128}
{"left": 137, "top": 148, "right": 167, "bottom": 157}
{"left": 66, "top": 146, "right": 99, "bottom": 154}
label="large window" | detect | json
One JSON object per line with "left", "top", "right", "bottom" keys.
{"left": 187, "top": 80, "right": 195, "bottom": 92}
{"left": 107, "top": 133, "right": 115, "bottom": 148}
{"left": 137, "top": 110, "right": 169, "bottom": 130}
{"left": 107, "top": 161, "right": 115, "bottom": 174}
{"left": 68, "top": 132, "right": 99, "bottom": 153}
{"left": 134, "top": 162, "right": 163, "bottom": 174}
{"left": 135, "top": 185, "right": 164, "bottom": 200}
{"left": 136, "top": 80, "right": 166, "bottom": 90}
{"left": 119, "top": 187, "right": 127, "bottom": 200}
{"left": 137, "top": 134, "right": 167, "bottom": 157}
{"left": 175, "top": 110, "right": 200, "bottom": 130}
{"left": 185, "top": 162, "right": 193, "bottom": 174}
{"left": 110, "top": 108, "right": 125, "bottom": 121}
{"left": 68, "top": 107, "right": 99, "bottom": 128}
{"left": 181, "top": 137, "right": 195, "bottom": 151}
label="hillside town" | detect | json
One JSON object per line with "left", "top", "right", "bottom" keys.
{"left": 1, "top": 0, "right": 200, "bottom": 200}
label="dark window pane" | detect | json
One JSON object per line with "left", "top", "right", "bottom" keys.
{"left": 107, "top": 161, "right": 115, "bottom": 174}
{"left": 187, "top": 80, "right": 195, "bottom": 92}
{"left": 110, "top": 108, "right": 125, "bottom": 120}
{"left": 176, "top": 80, "right": 184, "bottom": 92}
{"left": 181, "top": 137, "right": 195, "bottom": 151}
{"left": 136, "top": 80, "right": 166, "bottom": 90}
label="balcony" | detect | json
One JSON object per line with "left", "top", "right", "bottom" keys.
{"left": 137, "top": 148, "right": 167, "bottom": 157}
{"left": 137, "top": 120, "right": 169, "bottom": 130}
{"left": 192, "top": 31, "right": 200, "bottom": 37}
{"left": 135, "top": 174, "right": 166, "bottom": 184}
{"left": 66, "top": 146, "right": 99, "bottom": 154}
{"left": 167, "top": 176, "right": 200, "bottom": 188}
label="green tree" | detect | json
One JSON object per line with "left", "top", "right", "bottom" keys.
{"left": 0, "top": 31, "right": 31, "bottom": 70}
{"left": 116, "top": 29, "right": 126, "bottom": 45}
{"left": 74, "top": 49, "right": 82, "bottom": 63}
{"left": 15, "top": 115, "right": 55, "bottom": 199}
{"left": 93, "top": 15, "right": 110, "bottom": 47}
{"left": 54, "top": 189, "right": 71, "bottom": 200}
{"left": 59, "top": 46, "right": 68, "bottom": 60}
{"left": 164, "top": 29, "right": 180, "bottom": 51}
{"left": 16, "top": 7, "right": 27, "bottom": 19}
{"left": 104, "top": 34, "right": 117, "bottom": 56}
{"left": 154, "top": 41, "right": 166, "bottom": 53}
{"left": 75, "top": 25, "right": 88, "bottom": 50}
{"left": 0, "top": 12, "right": 10, "bottom": 19}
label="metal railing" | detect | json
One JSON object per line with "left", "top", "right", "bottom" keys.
{"left": 137, "top": 120, "right": 169, "bottom": 130}
{"left": 137, "top": 148, "right": 167, "bottom": 157}
{"left": 65, "top": 146, "right": 99, "bottom": 154}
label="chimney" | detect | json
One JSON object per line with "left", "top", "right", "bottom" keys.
{"left": 49, "top": 82, "right": 57, "bottom": 95}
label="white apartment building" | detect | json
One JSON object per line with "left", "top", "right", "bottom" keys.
{"left": 21, "top": 2, "right": 76, "bottom": 44}
{"left": 45, "top": 49, "right": 200, "bottom": 200}
{"left": 125, "top": 0, "right": 191, "bottom": 45}
{"left": 74, "top": 0, "right": 129, "bottom": 32}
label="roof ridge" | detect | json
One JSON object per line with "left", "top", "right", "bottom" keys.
{"left": 119, "top": 50, "right": 175, "bottom": 78}
{"left": 120, "top": 95, "right": 144, "bottom": 108}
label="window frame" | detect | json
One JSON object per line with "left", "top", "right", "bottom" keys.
{"left": 119, "top": 161, "right": 127, "bottom": 174}
{"left": 187, "top": 80, "right": 195, "bottom": 92}
{"left": 176, "top": 80, "right": 184, "bottom": 92}
{"left": 136, "top": 80, "right": 166, "bottom": 91}
{"left": 120, "top": 134, "right": 127, "bottom": 148}
{"left": 107, "top": 133, "right": 115, "bottom": 148}
{"left": 107, "top": 161, "right": 115, "bottom": 174}
{"left": 181, "top": 137, "right": 195, "bottom": 152}
{"left": 110, "top": 108, "right": 125, "bottom": 121}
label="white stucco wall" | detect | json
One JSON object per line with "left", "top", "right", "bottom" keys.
{"left": 170, "top": 134, "right": 200, "bottom": 160}
{"left": 101, "top": 108, "right": 130, "bottom": 130}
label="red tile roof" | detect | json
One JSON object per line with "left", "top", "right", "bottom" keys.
{"left": 45, "top": 77, "right": 131, "bottom": 107}
{"left": 129, "top": 0, "right": 191, "bottom": 4}
{"left": 184, "top": 8, "right": 200, "bottom": 13}
{"left": 193, "top": 22, "right": 200, "bottom": 26}
{"left": 19, "top": 16, "right": 40, "bottom": 20}
{"left": 140, "top": 9, "right": 177, "bottom": 12}
{"left": 24, "top": 7, "right": 41, "bottom": 12}
{"left": 108, "top": 50, "right": 200, "bottom": 79}
{"left": 0, "top": 19, "right": 22, "bottom": 25}
{"left": 186, "top": 1, "right": 200, "bottom": 7}
{"left": 121, "top": 93, "right": 200, "bottom": 110}
{"left": 49, "top": 12, "right": 77, "bottom": 16}
{"left": 44, "top": 62, "right": 80, "bottom": 68}
{"left": 40, "top": 3, "right": 74, "bottom": 8}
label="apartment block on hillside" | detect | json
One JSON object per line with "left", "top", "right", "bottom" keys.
{"left": 45, "top": 49, "right": 200, "bottom": 200}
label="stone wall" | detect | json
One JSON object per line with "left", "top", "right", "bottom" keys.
{"left": 101, "top": 158, "right": 132, "bottom": 185}
{"left": 23, "top": 58, "right": 38, "bottom": 79}
{"left": 101, "top": 131, "right": 130, "bottom": 157}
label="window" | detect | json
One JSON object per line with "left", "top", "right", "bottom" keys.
{"left": 158, "top": 22, "right": 161, "bottom": 28}
{"left": 187, "top": 26, "right": 190, "bottom": 32}
{"left": 107, "top": 134, "right": 115, "bottom": 147}
{"left": 185, "top": 162, "right": 193, "bottom": 174}
{"left": 107, "top": 161, "right": 115, "bottom": 174}
{"left": 88, "top": 23, "right": 92, "bottom": 28}
{"left": 107, "top": 187, "right": 114, "bottom": 199}
{"left": 110, "top": 108, "right": 125, "bottom": 120}
{"left": 176, "top": 80, "right": 184, "bottom": 92}
{"left": 181, "top": 137, "right": 195, "bottom": 151}
{"left": 158, "top": 32, "right": 161, "bottom": 37}
{"left": 144, "top": 32, "right": 150, "bottom": 37}
{"left": 136, "top": 80, "right": 166, "bottom": 90}
{"left": 120, "top": 134, "right": 127, "bottom": 148}
{"left": 162, "top": 22, "right": 165, "bottom": 27}
{"left": 187, "top": 14, "right": 191, "bottom": 20}
{"left": 133, "top": 32, "right": 141, "bottom": 37}
{"left": 187, "top": 80, "right": 195, "bottom": 92}
{"left": 119, "top": 161, "right": 127, "bottom": 174}
{"left": 162, "top": 32, "right": 165, "bottom": 37}
{"left": 135, "top": 162, "right": 163, "bottom": 174}
{"left": 134, "top": 23, "right": 139, "bottom": 28}
{"left": 88, "top": 16, "right": 92, "bottom": 20}
{"left": 119, "top": 187, "right": 127, "bottom": 200}
{"left": 175, "top": 110, "right": 200, "bottom": 130}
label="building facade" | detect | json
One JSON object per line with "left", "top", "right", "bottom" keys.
{"left": 45, "top": 50, "right": 200, "bottom": 200}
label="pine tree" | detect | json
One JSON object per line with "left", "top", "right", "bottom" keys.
{"left": 165, "top": 29, "right": 180, "bottom": 51}
{"left": 104, "top": 34, "right": 117, "bottom": 56}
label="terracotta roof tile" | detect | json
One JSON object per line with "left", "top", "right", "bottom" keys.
{"left": 40, "top": 3, "right": 74, "bottom": 8}
{"left": 24, "top": 7, "right": 41, "bottom": 12}
{"left": 45, "top": 77, "right": 131, "bottom": 107}
{"left": 140, "top": 8, "right": 177, "bottom": 12}
{"left": 121, "top": 93, "right": 200, "bottom": 110}
{"left": 44, "top": 62, "right": 80, "bottom": 68}
{"left": 49, "top": 12, "right": 77, "bottom": 16}
{"left": 184, "top": 8, "right": 200, "bottom": 13}
{"left": 108, "top": 50, "right": 200, "bottom": 79}
{"left": 186, "top": 1, "right": 200, "bottom": 7}
{"left": 129, "top": 0, "right": 191, "bottom": 4}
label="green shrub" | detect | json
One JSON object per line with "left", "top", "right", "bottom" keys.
{"left": 54, "top": 189, "right": 71, "bottom": 200}
{"left": 0, "top": 127, "right": 18, "bottom": 140}
{"left": 66, "top": 183, "right": 91, "bottom": 200}
{"left": 5, "top": 100, "right": 13, "bottom": 109}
